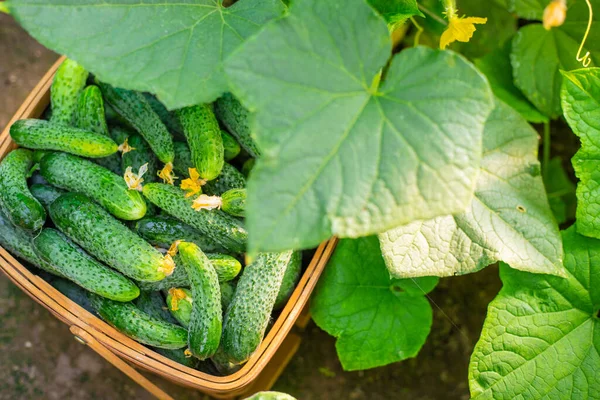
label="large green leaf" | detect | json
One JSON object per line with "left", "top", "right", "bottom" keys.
{"left": 379, "top": 99, "right": 564, "bottom": 278}
{"left": 509, "top": 0, "right": 546, "bottom": 19}
{"left": 561, "top": 68, "right": 600, "bottom": 239}
{"left": 368, "top": 0, "right": 423, "bottom": 28}
{"left": 225, "top": 0, "right": 494, "bottom": 253}
{"left": 469, "top": 227, "right": 600, "bottom": 399}
{"left": 311, "top": 236, "right": 438, "bottom": 371}
{"left": 544, "top": 157, "right": 576, "bottom": 225}
{"left": 7, "top": 0, "right": 285, "bottom": 109}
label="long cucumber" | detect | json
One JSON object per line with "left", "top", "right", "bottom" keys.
{"left": 50, "top": 59, "right": 88, "bottom": 126}
{"left": 214, "top": 93, "right": 261, "bottom": 158}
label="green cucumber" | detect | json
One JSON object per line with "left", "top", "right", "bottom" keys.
{"left": 241, "top": 158, "right": 255, "bottom": 178}
{"left": 142, "top": 183, "right": 247, "bottom": 253}
{"left": 51, "top": 278, "right": 95, "bottom": 313}
{"left": 134, "top": 291, "right": 179, "bottom": 325}
{"left": 32, "top": 150, "right": 51, "bottom": 164}
{"left": 109, "top": 126, "right": 132, "bottom": 145}
{"left": 203, "top": 163, "right": 246, "bottom": 196}
{"left": 33, "top": 228, "right": 140, "bottom": 302}
{"left": 221, "top": 251, "right": 293, "bottom": 364}
{"left": 137, "top": 254, "right": 187, "bottom": 291}
{"left": 175, "top": 104, "right": 224, "bottom": 181}
{"left": 49, "top": 193, "right": 171, "bottom": 282}
{"left": 121, "top": 134, "right": 158, "bottom": 183}
{"left": 0, "top": 149, "right": 46, "bottom": 231}
{"left": 166, "top": 288, "right": 193, "bottom": 328}
{"left": 220, "top": 281, "right": 236, "bottom": 313}
{"left": 214, "top": 93, "right": 261, "bottom": 158}
{"left": 172, "top": 141, "right": 194, "bottom": 177}
{"left": 0, "top": 208, "right": 63, "bottom": 276}
{"left": 40, "top": 152, "right": 147, "bottom": 220}
{"left": 50, "top": 59, "right": 88, "bottom": 126}
{"left": 221, "top": 188, "right": 246, "bottom": 217}
{"left": 29, "top": 184, "right": 65, "bottom": 208}
{"left": 91, "top": 295, "right": 187, "bottom": 349}
{"left": 273, "top": 251, "right": 302, "bottom": 310}
{"left": 208, "top": 254, "right": 241, "bottom": 282}
{"left": 178, "top": 242, "right": 222, "bottom": 359}
{"left": 143, "top": 93, "right": 184, "bottom": 139}
{"left": 134, "top": 215, "right": 225, "bottom": 253}
{"left": 221, "top": 130, "right": 241, "bottom": 161}
{"left": 152, "top": 347, "right": 198, "bottom": 369}
{"left": 10, "top": 119, "right": 118, "bottom": 158}
{"left": 97, "top": 82, "right": 174, "bottom": 164}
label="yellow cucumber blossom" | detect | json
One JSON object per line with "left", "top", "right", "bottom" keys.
{"left": 191, "top": 194, "right": 223, "bottom": 211}
{"left": 123, "top": 163, "right": 148, "bottom": 191}
{"left": 168, "top": 288, "right": 191, "bottom": 311}
{"left": 184, "top": 349, "right": 192, "bottom": 358}
{"left": 158, "top": 254, "right": 176, "bottom": 276}
{"left": 158, "top": 162, "right": 177, "bottom": 185}
{"left": 440, "top": 2, "right": 487, "bottom": 50}
{"left": 180, "top": 168, "right": 206, "bottom": 198}
{"left": 167, "top": 240, "right": 181, "bottom": 257}
{"left": 543, "top": 0, "right": 567, "bottom": 30}
{"left": 118, "top": 138, "right": 135, "bottom": 154}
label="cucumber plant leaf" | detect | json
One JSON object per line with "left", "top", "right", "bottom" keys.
{"left": 368, "top": 0, "right": 423, "bottom": 28}
{"left": 225, "top": 0, "right": 494, "bottom": 253}
{"left": 311, "top": 236, "right": 439, "bottom": 371}
{"left": 561, "top": 68, "right": 600, "bottom": 239}
{"left": 475, "top": 45, "right": 548, "bottom": 123}
{"left": 509, "top": 0, "right": 545, "bottom": 19}
{"left": 6, "top": 0, "right": 286, "bottom": 109}
{"left": 469, "top": 227, "right": 600, "bottom": 399}
{"left": 379, "top": 99, "right": 564, "bottom": 278}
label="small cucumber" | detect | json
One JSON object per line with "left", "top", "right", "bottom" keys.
{"left": 137, "top": 254, "right": 188, "bottom": 291}
{"left": 49, "top": 193, "right": 172, "bottom": 282}
{"left": 97, "top": 82, "right": 174, "bottom": 164}
{"left": 178, "top": 242, "right": 222, "bottom": 359}
{"left": 40, "top": 152, "right": 147, "bottom": 220}
{"left": 273, "top": 251, "right": 302, "bottom": 310}
{"left": 166, "top": 288, "right": 193, "bottom": 328}
{"left": 221, "top": 251, "right": 293, "bottom": 364}
{"left": 208, "top": 254, "right": 242, "bottom": 282}
{"left": 241, "top": 158, "right": 255, "bottom": 178}
{"left": 33, "top": 229, "right": 140, "bottom": 302}
{"left": 142, "top": 183, "right": 247, "bottom": 253}
{"left": 221, "top": 130, "right": 241, "bottom": 161}
{"left": 121, "top": 134, "right": 158, "bottom": 183}
{"left": 0, "top": 149, "right": 46, "bottom": 231}
{"left": 220, "top": 280, "right": 236, "bottom": 313}
{"left": 143, "top": 93, "right": 184, "bottom": 139}
{"left": 29, "top": 184, "right": 65, "bottom": 208}
{"left": 134, "top": 215, "right": 225, "bottom": 253}
{"left": 203, "top": 163, "right": 246, "bottom": 196}
{"left": 50, "top": 59, "right": 88, "bottom": 126}
{"left": 214, "top": 93, "right": 261, "bottom": 158}
{"left": 10, "top": 119, "right": 118, "bottom": 158}
{"left": 51, "top": 278, "right": 95, "bottom": 314}
{"left": 152, "top": 347, "right": 198, "bottom": 369}
{"left": 172, "top": 141, "right": 194, "bottom": 177}
{"left": 134, "top": 291, "right": 179, "bottom": 325}
{"left": 221, "top": 188, "right": 246, "bottom": 217}
{"left": 91, "top": 295, "right": 187, "bottom": 349}
{"left": 0, "top": 208, "right": 63, "bottom": 277}
{"left": 175, "top": 104, "right": 224, "bottom": 181}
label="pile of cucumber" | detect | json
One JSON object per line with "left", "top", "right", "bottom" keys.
{"left": 0, "top": 59, "right": 302, "bottom": 373}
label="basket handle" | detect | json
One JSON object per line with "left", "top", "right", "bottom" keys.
{"left": 70, "top": 326, "right": 174, "bottom": 400}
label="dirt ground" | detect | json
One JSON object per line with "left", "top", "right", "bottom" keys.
{"left": 0, "top": 14, "right": 503, "bottom": 400}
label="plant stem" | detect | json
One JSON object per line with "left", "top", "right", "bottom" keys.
{"left": 410, "top": 17, "right": 424, "bottom": 47}
{"left": 543, "top": 121, "right": 551, "bottom": 176}
{"left": 442, "top": 0, "right": 458, "bottom": 18}
{"left": 418, "top": 4, "right": 448, "bottom": 25}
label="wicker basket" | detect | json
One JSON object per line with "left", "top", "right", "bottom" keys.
{"left": 0, "top": 57, "right": 338, "bottom": 400}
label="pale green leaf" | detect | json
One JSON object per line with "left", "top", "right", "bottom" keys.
{"left": 469, "top": 227, "right": 600, "bottom": 399}
{"left": 509, "top": 0, "right": 546, "bottom": 20}
{"left": 379, "top": 99, "right": 564, "bottom": 278}
{"left": 310, "top": 236, "right": 438, "bottom": 371}
{"left": 561, "top": 68, "right": 600, "bottom": 239}
{"left": 225, "top": 0, "right": 494, "bottom": 252}
{"left": 476, "top": 45, "right": 548, "bottom": 123}
{"left": 7, "top": 0, "right": 285, "bottom": 109}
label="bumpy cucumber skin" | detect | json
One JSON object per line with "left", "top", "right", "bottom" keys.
{"left": 179, "top": 242, "right": 222, "bottom": 359}
{"left": 97, "top": 82, "right": 174, "bottom": 164}
{"left": 142, "top": 184, "right": 247, "bottom": 253}
{"left": 34, "top": 229, "right": 140, "bottom": 301}
{"left": 152, "top": 347, "right": 198, "bottom": 369}
{"left": 121, "top": 134, "right": 158, "bottom": 183}
{"left": 0, "top": 208, "right": 63, "bottom": 276}
{"left": 203, "top": 163, "right": 246, "bottom": 196}
{"left": 134, "top": 215, "right": 225, "bottom": 253}
{"left": 10, "top": 119, "right": 118, "bottom": 158}
{"left": 75, "top": 85, "right": 122, "bottom": 174}
{"left": 176, "top": 104, "right": 224, "bottom": 181}
{"left": 166, "top": 288, "right": 193, "bottom": 328}
{"left": 134, "top": 291, "right": 179, "bottom": 325}
{"left": 172, "top": 141, "right": 194, "bottom": 177}
{"left": 220, "top": 281, "right": 236, "bottom": 313}
{"left": 0, "top": 149, "right": 46, "bottom": 231}
{"left": 208, "top": 254, "right": 241, "bottom": 282}
{"left": 214, "top": 93, "right": 261, "bottom": 158}
{"left": 273, "top": 251, "right": 302, "bottom": 310}
{"left": 221, "top": 188, "right": 246, "bottom": 217}
{"left": 40, "top": 152, "right": 147, "bottom": 220}
{"left": 50, "top": 59, "right": 88, "bottom": 126}
{"left": 91, "top": 295, "right": 187, "bottom": 349}
{"left": 221, "top": 251, "right": 293, "bottom": 364}
{"left": 221, "top": 130, "right": 241, "bottom": 161}
{"left": 51, "top": 278, "right": 95, "bottom": 313}
{"left": 29, "top": 184, "right": 65, "bottom": 208}
{"left": 49, "top": 193, "right": 168, "bottom": 282}
{"left": 137, "top": 254, "right": 188, "bottom": 292}
{"left": 143, "top": 93, "right": 184, "bottom": 139}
